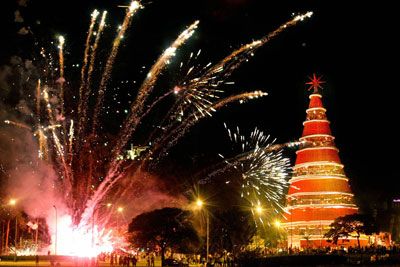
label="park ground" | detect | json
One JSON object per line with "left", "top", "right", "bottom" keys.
{"left": 0, "top": 257, "right": 174, "bottom": 267}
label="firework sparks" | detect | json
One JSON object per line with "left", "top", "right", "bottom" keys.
{"left": 4, "top": 120, "right": 32, "bottom": 130}
{"left": 77, "top": 9, "right": 100, "bottom": 117}
{"left": 57, "top": 36, "right": 66, "bottom": 117}
{"left": 169, "top": 50, "right": 224, "bottom": 122}
{"left": 68, "top": 119, "right": 74, "bottom": 160}
{"left": 2, "top": 4, "right": 313, "bottom": 256}
{"left": 77, "top": 10, "right": 107, "bottom": 145}
{"left": 91, "top": 1, "right": 142, "bottom": 136}
{"left": 114, "top": 20, "right": 199, "bottom": 163}
{"left": 202, "top": 11, "right": 313, "bottom": 82}
{"left": 220, "top": 125, "right": 291, "bottom": 224}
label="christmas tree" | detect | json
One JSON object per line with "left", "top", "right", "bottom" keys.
{"left": 284, "top": 74, "right": 366, "bottom": 248}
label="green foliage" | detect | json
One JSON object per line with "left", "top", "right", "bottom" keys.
{"left": 209, "top": 208, "right": 256, "bottom": 255}
{"left": 128, "top": 207, "right": 200, "bottom": 263}
{"left": 324, "top": 214, "right": 378, "bottom": 247}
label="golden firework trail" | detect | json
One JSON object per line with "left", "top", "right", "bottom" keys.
{"left": 78, "top": 10, "right": 100, "bottom": 117}
{"left": 211, "top": 90, "right": 268, "bottom": 111}
{"left": 147, "top": 90, "right": 268, "bottom": 166}
{"left": 36, "top": 129, "right": 48, "bottom": 160}
{"left": 58, "top": 36, "right": 66, "bottom": 116}
{"left": 134, "top": 20, "right": 199, "bottom": 109}
{"left": 77, "top": 10, "right": 107, "bottom": 146}
{"left": 3, "top": 120, "right": 32, "bottom": 130}
{"left": 204, "top": 11, "right": 313, "bottom": 81}
{"left": 91, "top": 1, "right": 142, "bottom": 135}
{"left": 68, "top": 119, "right": 74, "bottom": 160}
{"left": 43, "top": 86, "right": 72, "bottom": 197}
{"left": 36, "top": 79, "right": 41, "bottom": 118}
{"left": 4, "top": 4, "right": 314, "bottom": 233}
{"left": 112, "top": 20, "right": 199, "bottom": 161}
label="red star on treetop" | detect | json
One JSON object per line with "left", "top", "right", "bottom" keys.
{"left": 306, "top": 73, "right": 325, "bottom": 93}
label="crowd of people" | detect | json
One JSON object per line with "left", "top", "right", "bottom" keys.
{"left": 97, "top": 252, "right": 141, "bottom": 266}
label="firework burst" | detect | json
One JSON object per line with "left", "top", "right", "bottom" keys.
{"left": 218, "top": 124, "right": 292, "bottom": 225}
{"left": 2, "top": 2, "right": 313, "bottom": 255}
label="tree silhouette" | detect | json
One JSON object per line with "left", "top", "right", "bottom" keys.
{"left": 210, "top": 209, "right": 256, "bottom": 256}
{"left": 324, "top": 214, "right": 378, "bottom": 248}
{"left": 128, "top": 207, "right": 200, "bottom": 265}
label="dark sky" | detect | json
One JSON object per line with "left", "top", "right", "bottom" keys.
{"left": 1, "top": 0, "right": 398, "bottom": 207}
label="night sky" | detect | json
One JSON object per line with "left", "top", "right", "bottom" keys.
{"left": 0, "top": 0, "right": 398, "bottom": 209}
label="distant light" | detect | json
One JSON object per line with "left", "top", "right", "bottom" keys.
{"left": 255, "top": 205, "right": 263, "bottom": 215}
{"left": 9, "top": 199, "right": 17, "bottom": 206}
{"left": 58, "top": 35, "right": 65, "bottom": 45}
{"left": 196, "top": 199, "right": 203, "bottom": 208}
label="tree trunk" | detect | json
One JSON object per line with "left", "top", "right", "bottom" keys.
{"left": 1, "top": 221, "right": 4, "bottom": 254}
{"left": 357, "top": 233, "right": 360, "bottom": 248}
{"left": 161, "top": 246, "right": 165, "bottom": 266}
{"left": 5, "top": 220, "right": 10, "bottom": 254}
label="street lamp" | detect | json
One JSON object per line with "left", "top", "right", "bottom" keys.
{"left": 273, "top": 219, "right": 282, "bottom": 249}
{"left": 9, "top": 199, "right": 17, "bottom": 206}
{"left": 9, "top": 199, "right": 17, "bottom": 261}
{"left": 196, "top": 198, "right": 209, "bottom": 264}
{"left": 290, "top": 212, "right": 293, "bottom": 250}
{"left": 53, "top": 205, "right": 57, "bottom": 255}
{"left": 117, "top": 207, "right": 124, "bottom": 229}
{"left": 253, "top": 204, "right": 264, "bottom": 251}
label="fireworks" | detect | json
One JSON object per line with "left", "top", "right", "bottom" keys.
{"left": 2, "top": 1, "right": 313, "bottom": 256}
{"left": 218, "top": 125, "right": 292, "bottom": 225}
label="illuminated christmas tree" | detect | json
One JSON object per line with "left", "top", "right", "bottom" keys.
{"left": 284, "top": 74, "right": 366, "bottom": 248}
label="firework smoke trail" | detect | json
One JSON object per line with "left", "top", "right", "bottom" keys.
{"left": 91, "top": 1, "right": 141, "bottom": 135}
{"left": 128, "top": 12, "right": 313, "bottom": 155}
{"left": 3, "top": 6, "right": 314, "bottom": 254}
{"left": 144, "top": 50, "right": 210, "bottom": 136}
{"left": 79, "top": 5, "right": 138, "bottom": 219}
{"left": 76, "top": 9, "right": 99, "bottom": 144}
{"left": 113, "top": 20, "right": 199, "bottom": 163}
{"left": 143, "top": 13, "right": 313, "bottom": 163}
{"left": 85, "top": 21, "right": 203, "bottom": 204}
{"left": 3, "top": 120, "right": 32, "bottom": 130}
{"left": 36, "top": 79, "right": 41, "bottom": 118}
{"left": 43, "top": 87, "right": 73, "bottom": 199}
{"left": 90, "top": 11, "right": 311, "bottom": 192}
{"left": 212, "top": 91, "right": 267, "bottom": 110}
{"left": 34, "top": 79, "right": 50, "bottom": 160}
{"left": 68, "top": 119, "right": 74, "bottom": 160}
{"left": 140, "top": 53, "right": 221, "bottom": 149}
{"left": 57, "top": 36, "right": 66, "bottom": 117}
{"left": 78, "top": 9, "right": 99, "bottom": 117}
{"left": 139, "top": 91, "right": 174, "bottom": 121}
{"left": 203, "top": 12, "right": 313, "bottom": 82}
{"left": 147, "top": 90, "right": 268, "bottom": 167}
{"left": 79, "top": 166, "right": 130, "bottom": 227}
{"left": 30, "top": 124, "right": 62, "bottom": 164}
{"left": 77, "top": 11, "right": 107, "bottom": 145}
{"left": 36, "top": 129, "right": 48, "bottom": 159}
{"left": 134, "top": 20, "right": 199, "bottom": 106}
{"left": 58, "top": 36, "right": 65, "bottom": 79}
{"left": 75, "top": 10, "right": 107, "bottom": 194}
